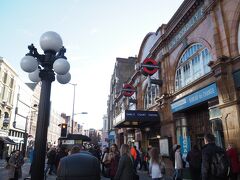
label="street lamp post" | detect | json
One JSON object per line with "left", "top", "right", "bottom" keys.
{"left": 69, "top": 83, "right": 77, "bottom": 134}
{"left": 20, "top": 31, "right": 71, "bottom": 180}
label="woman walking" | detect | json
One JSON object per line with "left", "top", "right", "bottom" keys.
{"left": 114, "top": 144, "right": 135, "bottom": 180}
{"left": 149, "top": 147, "right": 165, "bottom": 180}
{"left": 109, "top": 144, "right": 120, "bottom": 180}
{"left": 173, "top": 145, "right": 183, "bottom": 180}
{"left": 8, "top": 150, "right": 24, "bottom": 180}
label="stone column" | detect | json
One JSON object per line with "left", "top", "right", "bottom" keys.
{"left": 209, "top": 56, "right": 240, "bottom": 150}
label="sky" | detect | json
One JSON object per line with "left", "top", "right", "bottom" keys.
{"left": 0, "top": 0, "right": 184, "bottom": 130}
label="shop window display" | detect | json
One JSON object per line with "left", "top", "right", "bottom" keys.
{"left": 175, "top": 43, "right": 212, "bottom": 90}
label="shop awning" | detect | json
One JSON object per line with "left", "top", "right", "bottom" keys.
{"left": 113, "top": 110, "right": 160, "bottom": 128}
{"left": 0, "top": 136, "right": 17, "bottom": 145}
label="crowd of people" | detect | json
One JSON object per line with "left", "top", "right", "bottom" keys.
{"left": 3, "top": 133, "right": 240, "bottom": 180}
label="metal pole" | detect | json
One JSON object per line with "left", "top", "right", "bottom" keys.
{"left": 71, "top": 84, "right": 76, "bottom": 133}
{"left": 22, "top": 117, "right": 28, "bottom": 157}
{"left": 31, "top": 53, "right": 55, "bottom": 180}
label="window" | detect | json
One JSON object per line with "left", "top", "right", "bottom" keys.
{"left": 175, "top": 43, "right": 212, "bottom": 90}
{"left": 9, "top": 78, "right": 14, "bottom": 88}
{"left": 144, "top": 85, "right": 159, "bottom": 109}
{"left": 3, "top": 72, "right": 7, "bottom": 84}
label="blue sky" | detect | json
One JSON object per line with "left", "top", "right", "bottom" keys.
{"left": 0, "top": 0, "right": 183, "bottom": 129}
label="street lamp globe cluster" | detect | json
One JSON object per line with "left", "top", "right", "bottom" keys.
{"left": 20, "top": 31, "right": 71, "bottom": 180}
{"left": 20, "top": 31, "right": 71, "bottom": 84}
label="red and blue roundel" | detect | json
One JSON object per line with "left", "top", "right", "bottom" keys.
{"left": 122, "top": 84, "right": 135, "bottom": 97}
{"left": 142, "top": 58, "right": 158, "bottom": 76}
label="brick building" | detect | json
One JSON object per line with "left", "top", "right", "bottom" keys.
{"left": 110, "top": 0, "right": 240, "bottom": 163}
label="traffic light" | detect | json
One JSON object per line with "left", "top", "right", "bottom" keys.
{"left": 61, "top": 123, "right": 67, "bottom": 137}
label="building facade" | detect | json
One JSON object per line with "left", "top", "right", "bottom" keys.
{"left": 109, "top": 0, "right": 240, "bottom": 161}
{"left": 0, "top": 58, "right": 17, "bottom": 158}
{"left": 107, "top": 57, "right": 137, "bottom": 145}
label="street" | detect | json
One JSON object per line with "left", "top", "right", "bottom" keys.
{"left": 0, "top": 159, "right": 152, "bottom": 180}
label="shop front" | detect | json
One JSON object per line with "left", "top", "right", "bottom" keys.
{"left": 171, "top": 83, "right": 224, "bottom": 156}
{"left": 113, "top": 110, "right": 160, "bottom": 148}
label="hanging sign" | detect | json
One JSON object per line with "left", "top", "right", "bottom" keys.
{"left": 122, "top": 84, "right": 135, "bottom": 97}
{"left": 142, "top": 58, "right": 159, "bottom": 76}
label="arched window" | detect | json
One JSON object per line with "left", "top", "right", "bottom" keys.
{"left": 175, "top": 43, "right": 212, "bottom": 90}
{"left": 144, "top": 84, "right": 159, "bottom": 109}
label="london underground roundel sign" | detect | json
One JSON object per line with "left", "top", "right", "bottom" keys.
{"left": 122, "top": 84, "right": 135, "bottom": 97}
{"left": 142, "top": 58, "right": 158, "bottom": 76}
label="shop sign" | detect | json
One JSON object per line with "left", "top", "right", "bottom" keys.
{"left": 125, "top": 110, "right": 159, "bottom": 121}
{"left": 171, "top": 83, "right": 218, "bottom": 113}
{"left": 179, "top": 135, "right": 191, "bottom": 157}
{"left": 62, "top": 140, "right": 74, "bottom": 145}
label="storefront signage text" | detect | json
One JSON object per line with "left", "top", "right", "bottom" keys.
{"left": 171, "top": 83, "right": 218, "bottom": 113}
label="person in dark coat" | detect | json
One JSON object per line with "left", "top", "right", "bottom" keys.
{"left": 114, "top": 144, "right": 135, "bottom": 180}
{"left": 186, "top": 144, "right": 201, "bottom": 180}
{"left": 57, "top": 145, "right": 101, "bottom": 180}
{"left": 55, "top": 147, "right": 68, "bottom": 170}
{"left": 226, "top": 143, "right": 240, "bottom": 180}
{"left": 201, "top": 133, "right": 228, "bottom": 180}
{"left": 44, "top": 147, "right": 57, "bottom": 175}
{"left": 109, "top": 144, "right": 120, "bottom": 180}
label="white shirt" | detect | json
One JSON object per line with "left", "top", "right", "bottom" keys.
{"left": 175, "top": 150, "right": 183, "bottom": 169}
{"left": 149, "top": 160, "right": 162, "bottom": 178}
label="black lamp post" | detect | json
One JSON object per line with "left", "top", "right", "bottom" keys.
{"left": 20, "top": 31, "right": 71, "bottom": 180}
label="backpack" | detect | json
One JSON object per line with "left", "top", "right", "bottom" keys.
{"left": 210, "top": 151, "right": 230, "bottom": 177}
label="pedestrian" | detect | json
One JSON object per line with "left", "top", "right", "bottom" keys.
{"left": 28, "top": 148, "right": 35, "bottom": 175}
{"left": 226, "top": 143, "right": 240, "bottom": 180}
{"left": 57, "top": 145, "right": 101, "bottom": 180}
{"left": 173, "top": 145, "right": 183, "bottom": 180}
{"left": 109, "top": 143, "right": 120, "bottom": 180}
{"left": 138, "top": 147, "right": 143, "bottom": 170}
{"left": 8, "top": 150, "right": 24, "bottom": 180}
{"left": 70, "top": 145, "right": 80, "bottom": 154}
{"left": 186, "top": 144, "right": 201, "bottom": 180}
{"left": 201, "top": 133, "right": 230, "bottom": 180}
{"left": 114, "top": 144, "right": 135, "bottom": 180}
{"left": 149, "top": 147, "right": 165, "bottom": 180}
{"left": 55, "top": 147, "right": 68, "bottom": 170}
{"left": 134, "top": 146, "right": 141, "bottom": 170}
{"left": 44, "top": 147, "right": 57, "bottom": 176}
{"left": 101, "top": 147, "right": 110, "bottom": 177}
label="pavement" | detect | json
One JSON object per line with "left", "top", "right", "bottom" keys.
{"left": 0, "top": 159, "right": 153, "bottom": 180}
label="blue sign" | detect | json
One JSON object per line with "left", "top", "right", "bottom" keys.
{"left": 171, "top": 83, "right": 218, "bottom": 113}
{"left": 179, "top": 135, "right": 191, "bottom": 157}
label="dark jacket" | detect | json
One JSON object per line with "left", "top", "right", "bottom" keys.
{"left": 186, "top": 148, "right": 201, "bottom": 169}
{"left": 114, "top": 154, "right": 134, "bottom": 180}
{"left": 201, "top": 143, "right": 228, "bottom": 180}
{"left": 57, "top": 152, "right": 101, "bottom": 180}
{"left": 47, "top": 150, "right": 56, "bottom": 164}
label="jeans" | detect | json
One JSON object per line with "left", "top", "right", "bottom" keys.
{"left": 44, "top": 163, "right": 56, "bottom": 175}
{"left": 173, "top": 169, "right": 182, "bottom": 180}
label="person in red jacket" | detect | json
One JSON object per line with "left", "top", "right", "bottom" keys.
{"left": 226, "top": 143, "right": 240, "bottom": 180}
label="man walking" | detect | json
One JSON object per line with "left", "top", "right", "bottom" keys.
{"left": 202, "top": 133, "right": 230, "bottom": 180}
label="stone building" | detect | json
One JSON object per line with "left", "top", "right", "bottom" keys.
{"left": 107, "top": 57, "right": 137, "bottom": 145}
{"left": 0, "top": 58, "right": 17, "bottom": 158}
{"left": 110, "top": 0, "right": 240, "bottom": 163}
